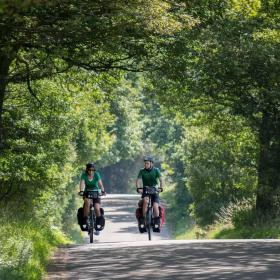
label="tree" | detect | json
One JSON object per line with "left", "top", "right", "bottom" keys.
{"left": 151, "top": 0, "right": 280, "bottom": 214}
{"left": 0, "top": 0, "right": 186, "bottom": 146}
{"left": 0, "top": 72, "right": 115, "bottom": 202}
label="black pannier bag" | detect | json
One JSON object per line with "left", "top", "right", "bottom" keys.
{"left": 95, "top": 207, "right": 105, "bottom": 231}
{"left": 77, "top": 207, "right": 88, "bottom": 231}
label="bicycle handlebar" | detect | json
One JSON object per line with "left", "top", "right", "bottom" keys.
{"left": 78, "top": 190, "right": 106, "bottom": 197}
{"left": 137, "top": 186, "right": 163, "bottom": 193}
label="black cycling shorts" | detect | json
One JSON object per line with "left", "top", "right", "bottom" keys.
{"left": 84, "top": 192, "right": 101, "bottom": 204}
{"left": 142, "top": 188, "right": 160, "bottom": 204}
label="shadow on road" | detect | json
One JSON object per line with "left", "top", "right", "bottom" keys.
{"left": 48, "top": 241, "right": 280, "bottom": 280}
{"left": 47, "top": 195, "right": 280, "bottom": 279}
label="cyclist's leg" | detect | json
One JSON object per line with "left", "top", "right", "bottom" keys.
{"left": 94, "top": 199, "right": 104, "bottom": 233}
{"left": 94, "top": 200, "right": 101, "bottom": 217}
{"left": 83, "top": 198, "right": 90, "bottom": 217}
{"left": 153, "top": 202, "right": 160, "bottom": 217}
{"left": 152, "top": 194, "right": 160, "bottom": 229}
{"left": 152, "top": 193, "right": 160, "bottom": 217}
{"left": 142, "top": 196, "right": 149, "bottom": 218}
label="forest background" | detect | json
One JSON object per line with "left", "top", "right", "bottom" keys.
{"left": 1, "top": 0, "right": 280, "bottom": 279}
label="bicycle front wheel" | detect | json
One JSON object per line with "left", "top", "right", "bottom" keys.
{"left": 89, "top": 210, "right": 94, "bottom": 243}
{"left": 146, "top": 209, "right": 152, "bottom": 241}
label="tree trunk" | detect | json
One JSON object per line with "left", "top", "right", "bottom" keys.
{"left": 0, "top": 53, "right": 12, "bottom": 148}
{"left": 256, "top": 110, "right": 280, "bottom": 214}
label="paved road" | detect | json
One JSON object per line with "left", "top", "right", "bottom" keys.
{"left": 46, "top": 194, "right": 280, "bottom": 280}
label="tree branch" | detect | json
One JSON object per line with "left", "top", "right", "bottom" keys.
{"left": 16, "top": 55, "right": 42, "bottom": 105}
{"left": 0, "top": 181, "right": 13, "bottom": 201}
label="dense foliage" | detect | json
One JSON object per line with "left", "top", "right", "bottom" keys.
{"left": 150, "top": 0, "right": 280, "bottom": 216}
{"left": 1, "top": 1, "right": 280, "bottom": 278}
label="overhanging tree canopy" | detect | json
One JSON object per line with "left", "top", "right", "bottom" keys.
{"left": 0, "top": 0, "right": 193, "bottom": 145}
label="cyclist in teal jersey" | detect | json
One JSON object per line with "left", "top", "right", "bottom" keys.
{"left": 136, "top": 155, "right": 164, "bottom": 228}
{"left": 79, "top": 162, "right": 106, "bottom": 222}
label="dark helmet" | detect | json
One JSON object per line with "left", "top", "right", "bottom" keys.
{"left": 143, "top": 155, "right": 154, "bottom": 163}
{"left": 86, "top": 162, "right": 95, "bottom": 170}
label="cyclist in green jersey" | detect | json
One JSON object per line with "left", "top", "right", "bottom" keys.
{"left": 79, "top": 162, "right": 106, "bottom": 222}
{"left": 136, "top": 155, "right": 164, "bottom": 228}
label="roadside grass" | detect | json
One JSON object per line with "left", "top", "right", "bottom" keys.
{"left": 172, "top": 218, "right": 280, "bottom": 240}
{"left": 213, "top": 203, "right": 280, "bottom": 239}
{"left": 162, "top": 189, "right": 280, "bottom": 240}
{"left": 213, "top": 219, "right": 280, "bottom": 239}
{"left": 175, "top": 223, "right": 235, "bottom": 240}
{"left": 161, "top": 187, "right": 194, "bottom": 238}
{"left": 65, "top": 225, "right": 84, "bottom": 244}
{"left": 0, "top": 219, "right": 71, "bottom": 280}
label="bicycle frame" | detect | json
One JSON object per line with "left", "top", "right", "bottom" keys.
{"left": 139, "top": 186, "right": 159, "bottom": 241}
{"left": 79, "top": 190, "right": 105, "bottom": 243}
{"left": 146, "top": 194, "right": 153, "bottom": 240}
{"left": 86, "top": 191, "right": 99, "bottom": 244}
{"left": 89, "top": 202, "right": 96, "bottom": 243}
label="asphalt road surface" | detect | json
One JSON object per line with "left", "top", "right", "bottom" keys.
{"left": 46, "top": 194, "right": 280, "bottom": 280}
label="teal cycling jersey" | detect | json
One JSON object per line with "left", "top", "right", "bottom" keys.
{"left": 81, "top": 171, "right": 101, "bottom": 192}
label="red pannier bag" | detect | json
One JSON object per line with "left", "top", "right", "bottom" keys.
{"left": 159, "top": 205, "right": 165, "bottom": 229}
{"left": 135, "top": 207, "right": 142, "bottom": 220}
{"left": 135, "top": 200, "right": 165, "bottom": 230}
{"left": 135, "top": 199, "right": 143, "bottom": 221}
{"left": 135, "top": 203, "right": 146, "bottom": 233}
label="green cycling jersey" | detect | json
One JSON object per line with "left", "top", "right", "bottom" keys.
{"left": 137, "top": 167, "right": 161, "bottom": 187}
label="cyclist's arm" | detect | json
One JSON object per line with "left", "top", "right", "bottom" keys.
{"left": 136, "top": 178, "right": 143, "bottom": 193}
{"left": 79, "top": 179, "right": 85, "bottom": 192}
{"left": 98, "top": 179, "right": 105, "bottom": 193}
{"left": 136, "top": 178, "right": 141, "bottom": 189}
{"left": 136, "top": 170, "right": 143, "bottom": 193}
